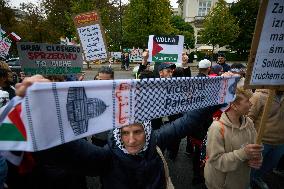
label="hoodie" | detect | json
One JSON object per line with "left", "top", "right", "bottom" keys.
{"left": 204, "top": 113, "right": 257, "bottom": 189}
{"left": 248, "top": 89, "right": 284, "bottom": 145}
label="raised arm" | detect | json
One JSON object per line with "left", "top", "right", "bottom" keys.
{"left": 155, "top": 105, "right": 223, "bottom": 149}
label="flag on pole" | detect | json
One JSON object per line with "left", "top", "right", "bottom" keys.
{"left": 8, "top": 32, "right": 21, "bottom": 42}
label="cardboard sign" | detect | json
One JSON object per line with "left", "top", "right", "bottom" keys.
{"left": 74, "top": 11, "right": 108, "bottom": 61}
{"left": 148, "top": 35, "right": 184, "bottom": 63}
{"left": 245, "top": 0, "right": 284, "bottom": 89}
{"left": 17, "top": 42, "right": 83, "bottom": 76}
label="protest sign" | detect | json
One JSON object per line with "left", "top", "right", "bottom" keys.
{"left": 110, "top": 52, "right": 122, "bottom": 60}
{"left": 17, "top": 42, "right": 83, "bottom": 76}
{"left": 0, "top": 76, "right": 239, "bottom": 151}
{"left": 129, "top": 48, "right": 143, "bottom": 62}
{"left": 0, "top": 29, "right": 12, "bottom": 59}
{"left": 74, "top": 11, "right": 108, "bottom": 61}
{"left": 245, "top": 0, "right": 284, "bottom": 89}
{"left": 148, "top": 35, "right": 184, "bottom": 63}
{"left": 244, "top": 0, "right": 284, "bottom": 145}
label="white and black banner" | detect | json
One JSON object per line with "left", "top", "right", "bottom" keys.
{"left": 1, "top": 76, "right": 239, "bottom": 151}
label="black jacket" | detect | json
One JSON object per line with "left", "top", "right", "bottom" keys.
{"left": 34, "top": 106, "right": 222, "bottom": 189}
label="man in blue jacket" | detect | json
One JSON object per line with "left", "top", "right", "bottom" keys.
{"left": 217, "top": 53, "right": 230, "bottom": 73}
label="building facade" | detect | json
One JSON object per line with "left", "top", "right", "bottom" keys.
{"left": 178, "top": 0, "right": 218, "bottom": 50}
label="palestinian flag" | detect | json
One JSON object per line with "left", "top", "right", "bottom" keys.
{"left": 148, "top": 35, "right": 184, "bottom": 63}
{"left": 0, "top": 101, "right": 27, "bottom": 141}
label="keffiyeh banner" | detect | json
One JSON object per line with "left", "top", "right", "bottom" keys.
{"left": 0, "top": 76, "right": 239, "bottom": 151}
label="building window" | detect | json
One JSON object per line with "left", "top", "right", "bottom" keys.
{"left": 198, "top": 0, "right": 212, "bottom": 16}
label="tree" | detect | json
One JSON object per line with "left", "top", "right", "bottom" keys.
{"left": 14, "top": 3, "right": 52, "bottom": 43}
{"left": 0, "top": 0, "right": 17, "bottom": 31}
{"left": 42, "top": 0, "right": 74, "bottom": 41}
{"left": 170, "top": 15, "right": 195, "bottom": 49}
{"left": 200, "top": 0, "right": 239, "bottom": 52}
{"left": 229, "top": 0, "right": 260, "bottom": 55}
{"left": 123, "top": 0, "right": 174, "bottom": 48}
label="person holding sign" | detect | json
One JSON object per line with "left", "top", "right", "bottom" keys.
{"left": 15, "top": 75, "right": 223, "bottom": 189}
{"left": 249, "top": 89, "right": 284, "bottom": 188}
{"left": 204, "top": 87, "right": 263, "bottom": 189}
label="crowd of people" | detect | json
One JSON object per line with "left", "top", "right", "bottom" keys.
{"left": 0, "top": 51, "right": 283, "bottom": 189}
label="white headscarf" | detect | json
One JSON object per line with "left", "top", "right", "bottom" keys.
{"left": 113, "top": 121, "right": 152, "bottom": 154}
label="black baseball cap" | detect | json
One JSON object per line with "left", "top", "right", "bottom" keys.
{"left": 158, "top": 62, "right": 176, "bottom": 72}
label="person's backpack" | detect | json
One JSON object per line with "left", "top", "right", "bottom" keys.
{"left": 200, "top": 120, "right": 225, "bottom": 167}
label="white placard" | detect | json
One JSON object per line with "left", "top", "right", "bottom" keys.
{"left": 110, "top": 52, "right": 122, "bottom": 59}
{"left": 250, "top": 0, "right": 284, "bottom": 86}
{"left": 77, "top": 24, "right": 107, "bottom": 61}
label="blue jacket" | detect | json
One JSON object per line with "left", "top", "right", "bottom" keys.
{"left": 218, "top": 63, "right": 231, "bottom": 72}
{"left": 34, "top": 105, "right": 222, "bottom": 189}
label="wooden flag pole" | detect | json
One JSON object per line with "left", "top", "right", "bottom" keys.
{"left": 256, "top": 89, "right": 276, "bottom": 144}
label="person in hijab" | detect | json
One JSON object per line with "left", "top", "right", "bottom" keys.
{"left": 16, "top": 75, "right": 223, "bottom": 189}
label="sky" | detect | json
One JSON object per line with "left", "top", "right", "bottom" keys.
{"left": 10, "top": 0, "right": 236, "bottom": 9}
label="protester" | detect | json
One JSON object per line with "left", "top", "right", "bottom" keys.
{"left": 249, "top": 89, "right": 284, "bottom": 189}
{"left": 217, "top": 53, "right": 230, "bottom": 72}
{"left": 186, "top": 58, "right": 213, "bottom": 185}
{"left": 136, "top": 50, "right": 150, "bottom": 79}
{"left": 14, "top": 75, "right": 223, "bottom": 189}
{"left": 204, "top": 87, "right": 263, "bottom": 189}
{"left": 209, "top": 64, "right": 223, "bottom": 77}
{"left": 124, "top": 52, "right": 130, "bottom": 71}
{"left": 95, "top": 66, "right": 114, "bottom": 80}
{"left": 197, "top": 59, "right": 211, "bottom": 77}
{"left": 0, "top": 90, "right": 9, "bottom": 189}
{"left": 151, "top": 62, "right": 177, "bottom": 130}
{"left": 158, "top": 62, "right": 176, "bottom": 78}
{"left": 0, "top": 61, "right": 16, "bottom": 99}
{"left": 121, "top": 52, "right": 125, "bottom": 70}
{"left": 230, "top": 63, "right": 246, "bottom": 87}
{"left": 181, "top": 52, "right": 191, "bottom": 77}
{"left": 92, "top": 66, "right": 114, "bottom": 147}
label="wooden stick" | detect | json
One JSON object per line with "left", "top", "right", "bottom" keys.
{"left": 256, "top": 89, "right": 276, "bottom": 144}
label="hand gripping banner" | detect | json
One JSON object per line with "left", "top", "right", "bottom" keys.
{"left": 0, "top": 76, "right": 239, "bottom": 151}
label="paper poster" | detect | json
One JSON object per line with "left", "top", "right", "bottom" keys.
{"left": 148, "top": 35, "right": 184, "bottom": 63}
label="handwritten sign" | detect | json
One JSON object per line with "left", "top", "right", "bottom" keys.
{"left": 74, "top": 11, "right": 108, "bottom": 61}
{"left": 17, "top": 42, "right": 83, "bottom": 76}
{"left": 246, "top": 0, "right": 284, "bottom": 88}
{"left": 77, "top": 24, "right": 107, "bottom": 61}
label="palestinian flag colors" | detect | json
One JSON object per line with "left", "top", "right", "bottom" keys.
{"left": 0, "top": 103, "right": 27, "bottom": 141}
{"left": 148, "top": 35, "right": 184, "bottom": 63}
